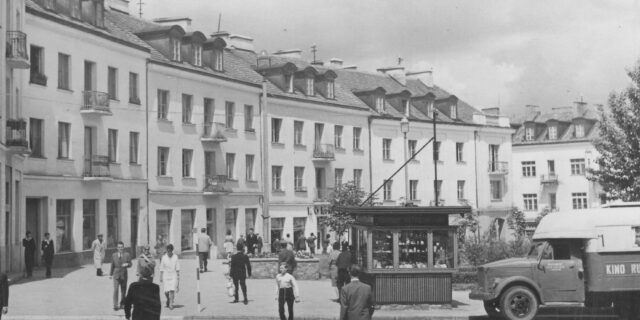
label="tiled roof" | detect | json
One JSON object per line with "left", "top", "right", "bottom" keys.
{"left": 512, "top": 105, "right": 601, "bottom": 145}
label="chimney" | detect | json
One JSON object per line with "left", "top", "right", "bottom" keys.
{"left": 273, "top": 49, "right": 302, "bottom": 59}
{"left": 574, "top": 99, "right": 587, "bottom": 115}
{"left": 482, "top": 107, "right": 500, "bottom": 116}
{"left": 227, "top": 34, "right": 254, "bottom": 52}
{"left": 377, "top": 66, "right": 406, "bottom": 85}
{"left": 106, "top": 0, "right": 129, "bottom": 13}
{"left": 329, "top": 58, "right": 343, "bottom": 68}
{"left": 153, "top": 17, "right": 193, "bottom": 32}
{"left": 406, "top": 69, "right": 433, "bottom": 87}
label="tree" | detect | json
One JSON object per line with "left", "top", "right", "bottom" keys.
{"left": 589, "top": 62, "right": 640, "bottom": 201}
{"left": 321, "top": 181, "right": 374, "bottom": 238}
{"left": 506, "top": 208, "right": 526, "bottom": 241}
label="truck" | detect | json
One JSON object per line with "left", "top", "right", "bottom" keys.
{"left": 469, "top": 204, "right": 640, "bottom": 320}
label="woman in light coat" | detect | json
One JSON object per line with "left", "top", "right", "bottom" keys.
{"left": 327, "top": 242, "right": 341, "bottom": 301}
{"left": 160, "top": 244, "right": 180, "bottom": 310}
{"left": 90, "top": 234, "right": 106, "bottom": 276}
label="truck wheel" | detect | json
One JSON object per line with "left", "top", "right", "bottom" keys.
{"left": 483, "top": 300, "right": 503, "bottom": 319}
{"left": 500, "top": 286, "right": 538, "bottom": 320}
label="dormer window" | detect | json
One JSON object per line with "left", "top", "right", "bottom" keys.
{"left": 402, "top": 99, "right": 410, "bottom": 117}
{"left": 375, "top": 96, "right": 385, "bottom": 113}
{"left": 575, "top": 124, "right": 584, "bottom": 138}
{"left": 194, "top": 45, "right": 202, "bottom": 66}
{"left": 284, "top": 74, "right": 294, "bottom": 93}
{"left": 525, "top": 127, "right": 534, "bottom": 141}
{"left": 427, "top": 100, "right": 434, "bottom": 115}
{"left": 327, "top": 80, "right": 335, "bottom": 99}
{"left": 450, "top": 104, "right": 457, "bottom": 119}
{"left": 306, "top": 77, "right": 314, "bottom": 96}
{"left": 213, "top": 48, "right": 223, "bottom": 71}
{"left": 171, "top": 38, "right": 181, "bottom": 61}
{"left": 548, "top": 126, "right": 557, "bottom": 140}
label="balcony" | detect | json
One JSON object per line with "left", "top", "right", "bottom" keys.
{"left": 203, "top": 174, "right": 232, "bottom": 194}
{"left": 6, "top": 31, "right": 30, "bottom": 69}
{"left": 488, "top": 161, "right": 509, "bottom": 175}
{"left": 83, "top": 155, "right": 112, "bottom": 181}
{"left": 201, "top": 122, "right": 227, "bottom": 142}
{"left": 540, "top": 173, "right": 559, "bottom": 185}
{"left": 81, "top": 91, "right": 112, "bottom": 115}
{"left": 314, "top": 187, "right": 333, "bottom": 203}
{"left": 313, "top": 144, "right": 335, "bottom": 161}
{"left": 6, "top": 119, "right": 30, "bottom": 154}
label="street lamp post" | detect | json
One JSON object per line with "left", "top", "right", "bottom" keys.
{"left": 401, "top": 117, "right": 410, "bottom": 205}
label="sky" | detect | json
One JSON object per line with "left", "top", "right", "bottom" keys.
{"left": 137, "top": 0, "right": 640, "bottom": 116}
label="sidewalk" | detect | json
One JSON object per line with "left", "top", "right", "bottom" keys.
{"left": 3, "top": 258, "right": 484, "bottom": 320}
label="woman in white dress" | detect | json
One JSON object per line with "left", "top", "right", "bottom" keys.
{"left": 160, "top": 244, "right": 180, "bottom": 309}
{"left": 90, "top": 234, "right": 106, "bottom": 276}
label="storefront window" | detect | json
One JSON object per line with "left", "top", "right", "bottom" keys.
{"left": 56, "top": 200, "right": 73, "bottom": 252}
{"left": 433, "top": 230, "right": 454, "bottom": 268}
{"left": 271, "top": 217, "right": 285, "bottom": 253}
{"left": 372, "top": 230, "right": 393, "bottom": 269}
{"left": 156, "top": 210, "right": 171, "bottom": 254}
{"left": 82, "top": 200, "right": 97, "bottom": 250}
{"left": 399, "top": 230, "right": 429, "bottom": 269}
{"left": 181, "top": 209, "right": 195, "bottom": 251}
{"left": 106, "top": 199, "right": 120, "bottom": 248}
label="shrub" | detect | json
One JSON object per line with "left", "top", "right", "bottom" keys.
{"left": 460, "top": 233, "right": 532, "bottom": 266}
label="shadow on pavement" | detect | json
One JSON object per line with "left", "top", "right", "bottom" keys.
{"left": 9, "top": 265, "right": 83, "bottom": 284}
{"left": 469, "top": 305, "right": 618, "bottom": 319}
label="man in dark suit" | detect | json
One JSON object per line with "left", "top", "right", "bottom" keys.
{"left": 123, "top": 267, "right": 161, "bottom": 320}
{"left": 110, "top": 241, "right": 132, "bottom": 310}
{"left": 278, "top": 243, "right": 297, "bottom": 274}
{"left": 336, "top": 243, "right": 352, "bottom": 293}
{"left": 229, "top": 243, "right": 251, "bottom": 304}
{"left": 0, "top": 273, "right": 8, "bottom": 319}
{"left": 41, "top": 232, "right": 55, "bottom": 278}
{"left": 339, "top": 265, "right": 374, "bottom": 320}
{"left": 246, "top": 228, "right": 257, "bottom": 255}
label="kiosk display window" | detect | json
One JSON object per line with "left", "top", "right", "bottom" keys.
{"left": 372, "top": 230, "right": 393, "bottom": 269}
{"left": 357, "top": 229, "right": 369, "bottom": 269}
{"left": 433, "top": 230, "right": 454, "bottom": 268}
{"left": 399, "top": 230, "right": 429, "bottom": 269}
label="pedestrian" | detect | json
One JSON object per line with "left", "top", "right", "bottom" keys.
{"left": 296, "top": 234, "right": 307, "bottom": 252}
{"left": 278, "top": 243, "right": 297, "bottom": 274}
{"left": 246, "top": 228, "right": 257, "bottom": 255}
{"left": 256, "top": 233, "right": 263, "bottom": 254}
{"left": 41, "top": 232, "right": 55, "bottom": 278}
{"left": 306, "top": 233, "right": 317, "bottom": 255}
{"left": 91, "top": 234, "right": 106, "bottom": 276}
{"left": 22, "top": 231, "right": 35, "bottom": 278}
{"left": 110, "top": 241, "right": 132, "bottom": 310}
{"left": 124, "top": 266, "right": 161, "bottom": 320}
{"left": 272, "top": 237, "right": 281, "bottom": 254}
{"left": 224, "top": 230, "right": 235, "bottom": 258}
{"left": 0, "top": 272, "right": 8, "bottom": 320}
{"left": 323, "top": 235, "right": 331, "bottom": 254}
{"left": 275, "top": 263, "right": 300, "bottom": 320}
{"left": 137, "top": 245, "right": 156, "bottom": 280}
{"left": 339, "top": 265, "right": 374, "bottom": 320}
{"left": 237, "top": 235, "right": 246, "bottom": 253}
{"left": 196, "top": 228, "right": 214, "bottom": 273}
{"left": 336, "top": 243, "right": 352, "bottom": 294}
{"left": 230, "top": 243, "right": 252, "bottom": 304}
{"left": 328, "top": 242, "right": 341, "bottom": 301}
{"left": 160, "top": 244, "right": 180, "bottom": 310}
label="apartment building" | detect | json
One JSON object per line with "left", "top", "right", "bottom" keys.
{"left": 511, "top": 102, "right": 603, "bottom": 229}
{"left": 1, "top": 0, "right": 30, "bottom": 273}
{"left": 22, "top": 0, "right": 149, "bottom": 266}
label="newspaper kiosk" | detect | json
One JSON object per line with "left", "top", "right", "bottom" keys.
{"left": 346, "top": 205, "right": 471, "bottom": 304}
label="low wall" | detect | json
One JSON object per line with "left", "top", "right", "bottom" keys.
{"left": 225, "top": 258, "right": 321, "bottom": 280}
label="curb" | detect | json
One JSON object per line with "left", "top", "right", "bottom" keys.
{"left": 4, "top": 316, "right": 472, "bottom": 320}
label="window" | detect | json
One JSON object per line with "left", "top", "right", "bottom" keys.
{"left": 525, "top": 127, "right": 534, "bottom": 141}
{"left": 409, "top": 180, "right": 418, "bottom": 201}
{"left": 156, "top": 210, "right": 172, "bottom": 251}
{"left": 549, "top": 193, "right": 557, "bottom": 210}
{"left": 548, "top": 126, "right": 557, "bottom": 140}
{"left": 522, "top": 161, "right": 536, "bottom": 177}
{"left": 450, "top": 104, "right": 457, "bottom": 119}
{"left": 204, "top": 151, "right": 215, "bottom": 176}
{"left": 434, "top": 141, "right": 441, "bottom": 161}
{"left": 284, "top": 74, "right": 294, "bottom": 93}
{"left": 181, "top": 209, "right": 195, "bottom": 251}
{"left": 327, "top": 80, "right": 335, "bottom": 99}
{"left": 294, "top": 217, "right": 307, "bottom": 241}
{"left": 306, "top": 77, "right": 314, "bottom": 96}
{"left": 548, "top": 160, "right": 556, "bottom": 174}
{"left": 181, "top": 94, "right": 193, "bottom": 124}
{"left": 334, "top": 125, "right": 343, "bottom": 149}
{"left": 128, "top": 72, "right": 140, "bottom": 104}
{"left": 206, "top": 208, "right": 216, "bottom": 241}
{"left": 106, "top": 199, "right": 120, "bottom": 248}
{"left": 182, "top": 149, "right": 193, "bottom": 177}
{"left": 523, "top": 194, "right": 538, "bottom": 211}
{"left": 457, "top": 180, "right": 465, "bottom": 200}
{"left": 84, "top": 60, "right": 96, "bottom": 91}
{"left": 402, "top": 99, "right": 409, "bottom": 116}
{"left": 157, "top": 147, "right": 169, "bottom": 176}
{"left": 131, "top": 199, "right": 139, "bottom": 248}
{"left": 244, "top": 105, "right": 254, "bottom": 131}
{"left": 382, "top": 138, "right": 392, "bottom": 160}
{"left": 572, "top": 192, "right": 588, "bottom": 209}
{"left": 204, "top": 98, "right": 214, "bottom": 124}
{"left": 294, "top": 166, "right": 305, "bottom": 191}
{"left": 171, "top": 38, "right": 181, "bottom": 61}
{"left": 294, "top": 121, "right": 304, "bottom": 145}
{"left": 353, "top": 127, "right": 362, "bottom": 150}
{"left": 30, "top": 119, "right": 44, "bottom": 157}
{"left": 82, "top": 199, "right": 97, "bottom": 250}
{"left": 129, "top": 132, "right": 139, "bottom": 164}
{"left": 271, "top": 217, "right": 285, "bottom": 251}
{"left": 30, "top": 45, "right": 46, "bottom": 85}
{"left": 353, "top": 169, "right": 362, "bottom": 189}
{"left": 107, "top": 129, "right": 118, "bottom": 163}
{"left": 456, "top": 142, "right": 464, "bottom": 162}
{"left": 225, "top": 101, "right": 235, "bottom": 128}
{"left": 157, "top": 89, "right": 169, "bottom": 120}
{"left": 56, "top": 199, "right": 73, "bottom": 252}
{"left": 213, "top": 48, "right": 223, "bottom": 71}
{"left": 490, "top": 180, "right": 502, "bottom": 200}
{"left": 435, "top": 180, "right": 442, "bottom": 203}
{"left": 271, "top": 118, "right": 282, "bottom": 143}
{"left": 408, "top": 140, "right": 417, "bottom": 158}
{"left": 58, "top": 53, "right": 70, "bottom": 90}
{"left": 375, "top": 96, "right": 384, "bottom": 113}
{"left": 575, "top": 124, "right": 585, "bottom": 138}
{"left": 570, "top": 159, "right": 585, "bottom": 175}
{"left": 272, "top": 166, "right": 283, "bottom": 191}
{"left": 58, "top": 122, "right": 70, "bottom": 159}
{"left": 194, "top": 44, "right": 202, "bottom": 66}
{"left": 383, "top": 180, "right": 393, "bottom": 201}
{"left": 108, "top": 67, "right": 118, "bottom": 100}
{"left": 245, "top": 154, "right": 255, "bottom": 181}
{"left": 335, "top": 168, "right": 344, "bottom": 187}
{"left": 226, "top": 153, "right": 236, "bottom": 180}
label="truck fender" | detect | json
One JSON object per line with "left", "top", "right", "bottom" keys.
{"left": 494, "top": 276, "right": 543, "bottom": 303}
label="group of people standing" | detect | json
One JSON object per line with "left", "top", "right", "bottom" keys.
{"left": 223, "top": 228, "right": 263, "bottom": 258}
{"left": 20, "top": 231, "right": 55, "bottom": 279}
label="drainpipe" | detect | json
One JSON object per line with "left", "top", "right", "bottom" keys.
{"left": 367, "top": 116, "right": 373, "bottom": 196}
{"left": 474, "top": 130, "right": 479, "bottom": 209}
{"left": 145, "top": 60, "right": 150, "bottom": 249}
{"left": 260, "top": 78, "right": 270, "bottom": 245}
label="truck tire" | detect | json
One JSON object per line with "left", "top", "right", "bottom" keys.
{"left": 500, "top": 286, "right": 538, "bottom": 320}
{"left": 483, "top": 299, "right": 503, "bottom": 319}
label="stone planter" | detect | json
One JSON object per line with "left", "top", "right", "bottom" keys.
{"left": 224, "top": 258, "right": 321, "bottom": 280}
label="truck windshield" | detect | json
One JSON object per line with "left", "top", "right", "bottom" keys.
{"left": 528, "top": 241, "right": 547, "bottom": 259}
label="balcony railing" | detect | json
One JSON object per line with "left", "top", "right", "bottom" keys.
{"left": 201, "top": 122, "right": 227, "bottom": 142}
{"left": 6, "top": 118, "right": 29, "bottom": 153}
{"left": 203, "top": 174, "right": 232, "bottom": 194}
{"left": 488, "top": 161, "right": 509, "bottom": 174}
{"left": 313, "top": 144, "right": 335, "bottom": 160}
{"left": 81, "top": 91, "right": 111, "bottom": 115}
{"left": 314, "top": 187, "right": 333, "bottom": 202}
{"left": 540, "top": 173, "right": 559, "bottom": 184}
{"left": 83, "top": 155, "right": 111, "bottom": 179}
{"left": 6, "top": 31, "right": 29, "bottom": 69}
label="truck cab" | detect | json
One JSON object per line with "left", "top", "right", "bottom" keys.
{"left": 470, "top": 205, "right": 640, "bottom": 320}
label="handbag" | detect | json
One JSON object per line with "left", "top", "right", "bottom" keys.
{"left": 226, "top": 279, "right": 235, "bottom": 297}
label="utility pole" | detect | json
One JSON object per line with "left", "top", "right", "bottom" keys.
{"left": 433, "top": 110, "right": 439, "bottom": 206}
{"left": 137, "top": 0, "right": 144, "bottom": 18}
{"left": 311, "top": 44, "right": 317, "bottom": 63}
